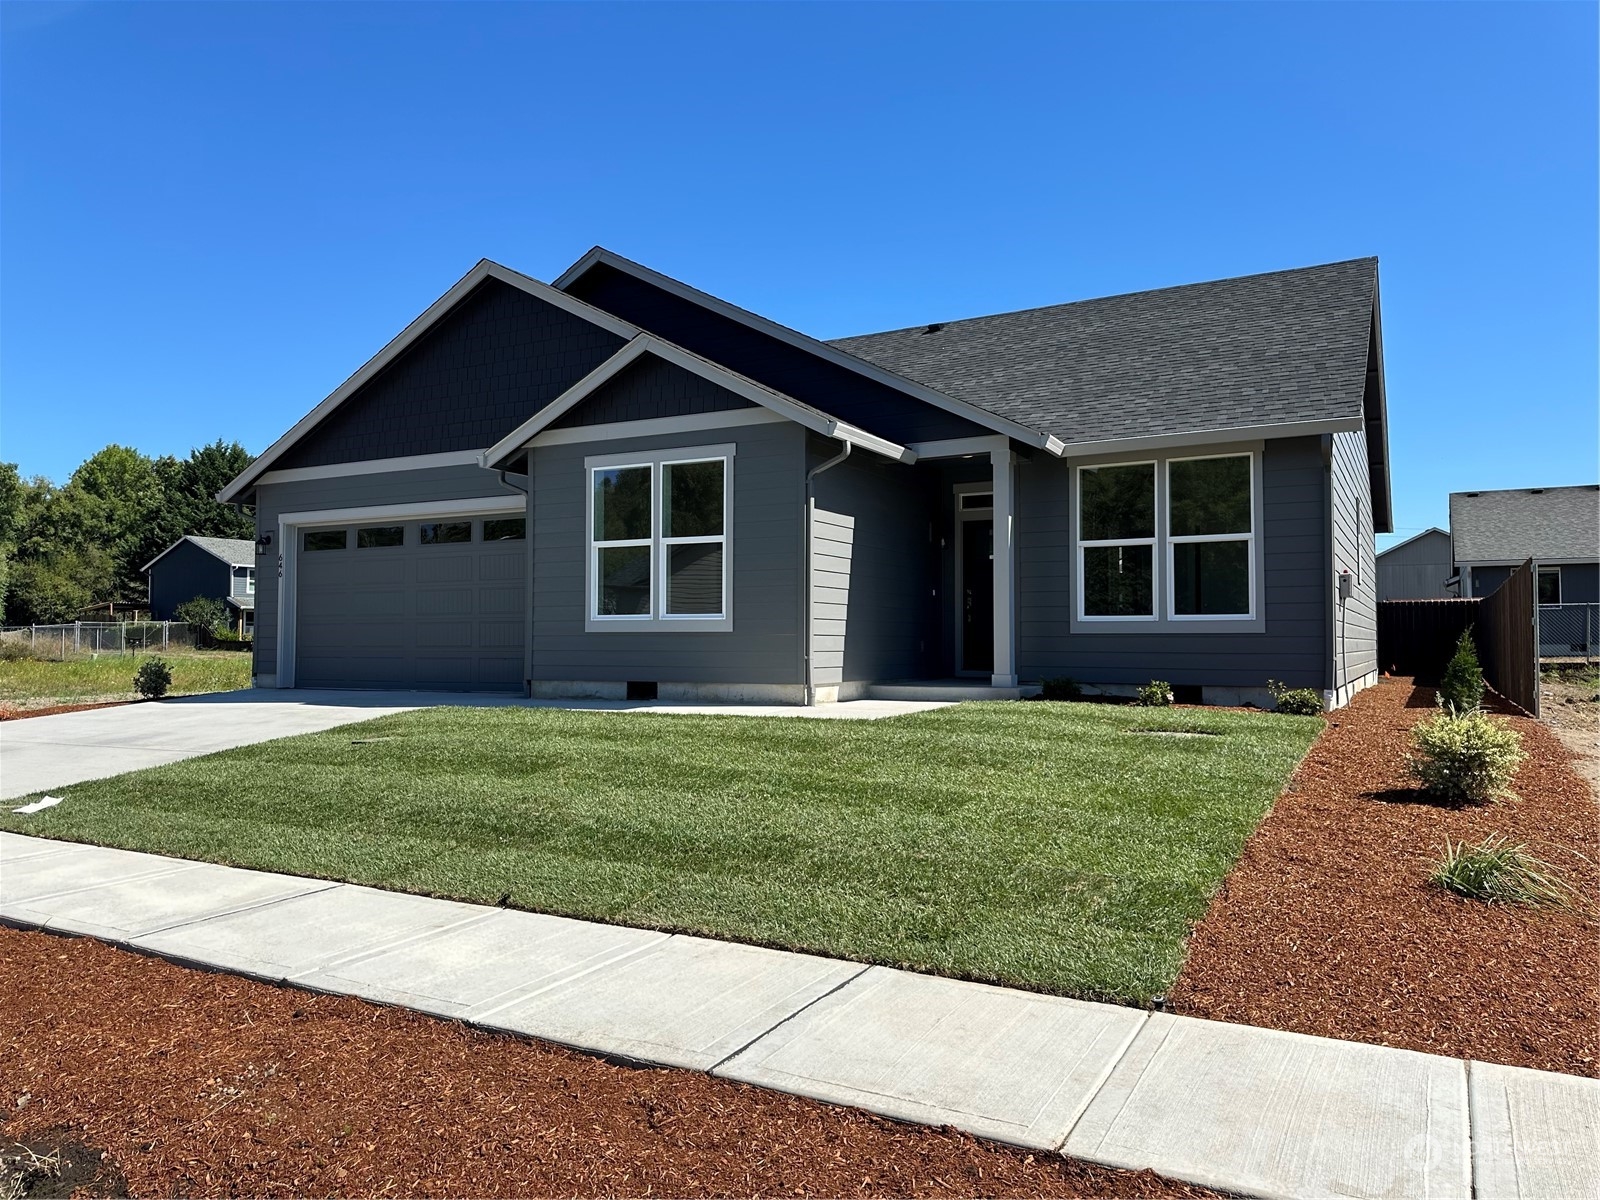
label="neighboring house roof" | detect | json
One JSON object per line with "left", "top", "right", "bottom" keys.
{"left": 1449, "top": 486, "right": 1600, "bottom": 563}
{"left": 142, "top": 535, "right": 256, "bottom": 574}
{"left": 1377, "top": 527, "right": 1449, "bottom": 559}
{"left": 225, "top": 595, "right": 256, "bottom": 612}
{"left": 830, "top": 258, "right": 1380, "bottom": 452}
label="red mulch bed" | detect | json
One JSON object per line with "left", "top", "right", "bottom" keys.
{"left": 0, "top": 929, "right": 1221, "bottom": 1199}
{"left": 1169, "top": 677, "right": 1599, "bottom": 1077}
{"left": 0, "top": 700, "right": 136, "bottom": 721}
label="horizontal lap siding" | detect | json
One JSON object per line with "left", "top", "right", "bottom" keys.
{"left": 252, "top": 465, "right": 526, "bottom": 679}
{"left": 530, "top": 422, "right": 804, "bottom": 684}
{"left": 1331, "top": 427, "right": 1378, "bottom": 688}
{"left": 809, "top": 445, "right": 931, "bottom": 687}
{"left": 1016, "top": 436, "right": 1330, "bottom": 689}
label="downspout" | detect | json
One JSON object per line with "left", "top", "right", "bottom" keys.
{"left": 497, "top": 467, "right": 534, "bottom": 697}
{"left": 802, "top": 439, "right": 852, "bottom": 705}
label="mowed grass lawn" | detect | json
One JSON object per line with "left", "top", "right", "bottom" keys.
{"left": 0, "top": 651, "right": 252, "bottom": 709}
{"left": 1, "top": 702, "right": 1320, "bottom": 1003}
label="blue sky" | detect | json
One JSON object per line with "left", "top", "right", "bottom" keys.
{"left": 2, "top": 2, "right": 1594, "bottom": 548}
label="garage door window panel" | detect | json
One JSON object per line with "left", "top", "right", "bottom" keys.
{"left": 421, "top": 521, "right": 472, "bottom": 545}
{"left": 304, "top": 530, "right": 347, "bottom": 552}
{"left": 357, "top": 525, "right": 405, "bottom": 549}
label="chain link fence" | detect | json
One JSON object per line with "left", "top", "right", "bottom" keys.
{"left": 1539, "top": 603, "right": 1599, "bottom": 659}
{"left": 0, "top": 622, "right": 202, "bottom": 660}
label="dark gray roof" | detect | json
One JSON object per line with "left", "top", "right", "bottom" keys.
{"left": 830, "top": 258, "right": 1378, "bottom": 446}
{"left": 185, "top": 536, "right": 256, "bottom": 567}
{"left": 1449, "top": 486, "right": 1600, "bottom": 563}
{"left": 225, "top": 594, "right": 256, "bottom": 611}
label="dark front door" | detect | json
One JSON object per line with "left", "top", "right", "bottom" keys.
{"left": 961, "top": 518, "right": 994, "bottom": 674}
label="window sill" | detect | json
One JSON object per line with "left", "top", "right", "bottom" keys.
{"left": 585, "top": 616, "right": 735, "bottom": 634}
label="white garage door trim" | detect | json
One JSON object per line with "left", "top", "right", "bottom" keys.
{"left": 276, "top": 496, "right": 527, "bottom": 688}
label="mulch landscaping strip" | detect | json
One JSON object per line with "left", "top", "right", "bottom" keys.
{"left": 0, "top": 700, "right": 136, "bottom": 721}
{"left": 0, "top": 928, "right": 1221, "bottom": 1199}
{"left": 1170, "top": 677, "right": 1599, "bottom": 1077}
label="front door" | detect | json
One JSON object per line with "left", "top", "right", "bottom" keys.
{"left": 961, "top": 518, "right": 994, "bottom": 674}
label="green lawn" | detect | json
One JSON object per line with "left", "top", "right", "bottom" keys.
{"left": 0, "top": 651, "right": 252, "bottom": 709}
{"left": 0, "top": 701, "right": 1320, "bottom": 1004}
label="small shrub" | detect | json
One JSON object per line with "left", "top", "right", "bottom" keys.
{"left": 1429, "top": 835, "right": 1575, "bottom": 908}
{"left": 1408, "top": 708, "right": 1526, "bottom": 803}
{"left": 1040, "top": 676, "right": 1082, "bottom": 701}
{"left": 0, "top": 635, "right": 43, "bottom": 662}
{"left": 1136, "top": 680, "right": 1173, "bottom": 707}
{"left": 1437, "top": 629, "right": 1485, "bottom": 713}
{"left": 173, "top": 595, "right": 227, "bottom": 634}
{"left": 1267, "top": 679, "right": 1324, "bottom": 716}
{"left": 134, "top": 657, "right": 173, "bottom": 699}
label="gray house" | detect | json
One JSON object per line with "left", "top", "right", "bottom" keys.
{"left": 1449, "top": 485, "right": 1599, "bottom": 655}
{"left": 143, "top": 535, "right": 257, "bottom": 634}
{"left": 1376, "top": 527, "right": 1452, "bottom": 600}
{"left": 218, "top": 250, "right": 1392, "bottom": 708}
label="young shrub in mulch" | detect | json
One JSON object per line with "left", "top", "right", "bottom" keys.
{"left": 1408, "top": 707, "right": 1526, "bottom": 803}
{"left": 1040, "top": 676, "right": 1083, "bottom": 701}
{"left": 1268, "top": 679, "right": 1324, "bottom": 716}
{"left": 1429, "top": 834, "right": 1577, "bottom": 908}
{"left": 1136, "top": 680, "right": 1174, "bottom": 707}
{"left": 1437, "top": 629, "right": 1486, "bottom": 713}
{"left": 133, "top": 657, "right": 172, "bottom": 700}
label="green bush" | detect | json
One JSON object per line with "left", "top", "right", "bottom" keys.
{"left": 1040, "top": 676, "right": 1082, "bottom": 701}
{"left": 1267, "top": 679, "right": 1324, "bottom": 716}
{"left": 134, "top": 657, "right": 173, "bottom": 699}
{"left": 1408, "top": 708, "right": 1525, "bottom": 803}
{"left": 1136, "top": 680, "right": 1173, "bottom": 707}
{"left": 173, "top": 595, "right": 227, "bottom": 634}
{"left": 1437, "top": 629, "right": 1485, "bottom": 713}
{"left": 1429, "top": 835, "right": 1574, "bottom": 908}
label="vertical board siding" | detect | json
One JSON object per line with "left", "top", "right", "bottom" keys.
{"left": 275, "top": 279, "right": 626, "bottom": 470}
{"left": 530, "top": 421, "right": 805, "bottom": 684}
{"left": 1376, "top": 529, "right": 1453, "bottom": 600}
{"left": 1015, "top": 436, "right": 1330, "bottom": 689}
{"left": 1330, "top": 427, "right": 1379, "bottom": 688}
{"left": 252, "top": 465, "right": 526, "bottom": 679}
{"left": 549, "top": 355, "right": 753, "bottom": 428}
{"left": 809, "top": 445, "right": 933, "bottom": 687}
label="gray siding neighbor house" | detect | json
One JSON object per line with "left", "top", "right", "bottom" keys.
{"left": 1377, "top": 527, "right": 1452, "bottom": 600}
{"left": 143, "top": 535, "right": 257, "bottom": 634}
{"left": 1448, "top": 485, "right": 1600, "bottom": 655}
{"left": 219, "top": 250, "right": 1393, "bottom": 709}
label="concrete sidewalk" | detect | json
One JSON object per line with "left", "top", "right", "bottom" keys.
{"left": 0, "top": 689, "right": 948, "bottom": 799}
{"left": 2, "top": 831, "right": 1594, "bottom": 1200}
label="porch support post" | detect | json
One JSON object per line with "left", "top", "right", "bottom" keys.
{"left": 991, "top": 446, "right": 1017, "bottom": 688}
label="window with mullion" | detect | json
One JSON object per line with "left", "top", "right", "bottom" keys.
{"left": 593, "top": 464, "right": 654, "bottom": 617}
{"left": 660, "top": 458, "right": 726, "bottom": 618}
{"left": 1078, "top": 462, "right": 1157, "bottom": 619}
{"left": 589, "top": 455, "right": 729, "bottom": 623}
{"left": 1167, "top": 454, "right": 1254, "bottom": 619}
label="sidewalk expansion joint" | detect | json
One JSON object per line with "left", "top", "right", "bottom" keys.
{"left": 706, "top": 962, "right": 875, "bottom": 1074}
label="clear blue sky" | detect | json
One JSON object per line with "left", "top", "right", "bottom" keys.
{"left": 3, "top": 2, "right": 1594, "bottom": 548}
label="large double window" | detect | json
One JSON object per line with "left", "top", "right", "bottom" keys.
{"left": 588, "top": 445, "right": 731, "bottom": 630}
{"left": 1077, "top": 451, "right": 1259, "bottom": 625}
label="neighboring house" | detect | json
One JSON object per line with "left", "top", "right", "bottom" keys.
{"left": 142, "top": 535, "right": 258, "bottom": 635}
{"left": 219, "top": 250, "right": 1392, "bottom": 708}
{"left": 1376, "top": 527, "right": 1452, "bottom": 600}
{"left": 1449, "top": 485, "right": 1600, "bottom": 656}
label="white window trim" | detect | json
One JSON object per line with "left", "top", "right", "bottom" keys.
{"left": 1069, "top": 444, "right": 1266, "bottom": 634}
{"left": 1076, "top": 460, "right": 1159, "bottom": 623}
{"left": 1165, "top": 452, "right": 1258, "bottom": 623}
{"left": 245, "top": 567, "right": 256, "bottom": 595}
{"left": 584, "top": 443, "right": 735, "bottom": 633}
{"left": 1537, "top": 565, "right": 1562, "bottom": 607}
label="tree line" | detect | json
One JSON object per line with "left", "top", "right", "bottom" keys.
{"left": 0, "top": 441, "right": 256, "bottom": 625}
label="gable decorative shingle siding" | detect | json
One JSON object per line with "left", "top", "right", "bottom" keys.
{"left": 563, "top": 263, "right": 988, "bottom": 445}
{"left": 549, "top": 355, "right": 754, "bottom": 429}
{"left": 832, "top": 258, "right": 1377, "bottom": 449}
{"left": 275, "top": 279, "right": 626, "bottom": 470}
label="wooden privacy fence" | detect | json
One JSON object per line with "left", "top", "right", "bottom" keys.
{"left": 1478, "top": 558, "right": 1539, "bottom": 716}
{"left": 1377, "top": 599, "right": 1481, "bottom": 681}
{"left": 1375, "top": 559, "right": 1539, "bottom": 715}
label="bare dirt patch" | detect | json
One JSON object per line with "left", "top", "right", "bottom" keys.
{"left": 0, "top": 927, "right": 1220, "bottom": 1199}
{"left": 1170, "top": 677, "right": 1599, "bottom": 1077}
{"left": 0, "top": 1129, "right": 127, "bottom": 1199}
{"left": 1540, "top": 665, "right": 1599, "bottom": 800}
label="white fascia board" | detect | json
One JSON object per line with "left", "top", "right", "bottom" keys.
{"left": 217, "top": 260, "right": 639, "bottom": 504}
{"left": 553, "top": 246, "right": 1056, "bottom": 451}
{"left": 254, "top": 449, "right": 487, "bottom": 488}
{"left": 481, "top": 334, "right": 914, "bottom": 468}
{"left": 140, "top": 536, "right": 253, "bottom": 573}
{"left": 907, "top": 435, "right": 1010, "bottom": 460}
{"left": 139, "top": 537, "right": 190, "bottom": 574}
{"left": 1056, "top": 416, "right": 1363, "bottom": 460}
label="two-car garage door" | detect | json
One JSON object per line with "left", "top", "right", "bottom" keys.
{"left": 294, "top": 514, "right": 526, "bottom": 691}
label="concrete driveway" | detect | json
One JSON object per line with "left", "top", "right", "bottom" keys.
{"left": 1, "top": 689, "right": 948, "bottom": 800}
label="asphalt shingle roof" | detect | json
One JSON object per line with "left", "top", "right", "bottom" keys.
{"left": 1449, "top": 486, "right": 1600, "bottom": 563}
{"left": 184, "top": 536, "right": 256, "bottom": 567}
{"left": 830, "top": 258, "right": 1378, "bottom": 446}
